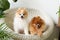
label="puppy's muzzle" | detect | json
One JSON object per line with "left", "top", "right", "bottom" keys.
{"left": 37, "top": 24, "right": 41, "bottom": 29}
{"left": 21, "top": 16, "right": 24, "bottom": 18}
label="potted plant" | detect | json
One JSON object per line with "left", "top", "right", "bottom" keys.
{"left": 0, "top": 0, "right": 10, "bottom": 25}
{"left": 0, "top": 0, "right": 17, "bottom": 40}
{"left": 57, "top": 6, "right": 60, "bottom": 27}
{"left": 0, "top": 0, "right": 17, "bottom": 25}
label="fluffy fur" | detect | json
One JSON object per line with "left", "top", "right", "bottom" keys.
{"left": 13, "top": 8, "right": 29, "bottom": 35}
{"left": 29, "top": 16, "right": 46, "bottom": 36}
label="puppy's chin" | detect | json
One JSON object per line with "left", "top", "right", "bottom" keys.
{"left": 21, "top": 16, "right": 28, "bottom": 19}
{"left": 20, "top": 17, "right": 25, "bottom": 19}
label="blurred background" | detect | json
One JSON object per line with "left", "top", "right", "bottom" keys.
{"left": 8, "top": 0, "right": 59, "bottom": 40}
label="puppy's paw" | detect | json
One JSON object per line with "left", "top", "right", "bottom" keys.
{"left": 37, "top": 31, "right": 43, "bottom": 37}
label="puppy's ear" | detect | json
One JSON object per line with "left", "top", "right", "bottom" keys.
{"left": 16, "top": 8, "right": 21, "bottom": 13}
{"left": 37, "top": 16, "right": 40, "bottom": 18}
{"left": 37, "top": 16, "right": 43, "bottom": 21}
{"left": 16, "top": 8, "right": 25, "bottom": 13}
{"left": 33, "top": 17, "right": 36, "bottom": 20}
{"left": 20, "top": 7, "right": 26, "bottom": 10}
{"left": 31, "top": 17, "right": 36, "bottom": 22}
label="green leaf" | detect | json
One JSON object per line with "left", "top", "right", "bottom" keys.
{"left": 0, "top": 0, "right": 10, "bottom": 18}
{"left": 0, "top": 23, "right": 14, "bottom": 40}
{"left": 0, "top": 15, "right": 5, "bottom": 18}
{"left": 0, "top": 0, "right": 10, "bottom": 11}
{"left": 0, "top": 23, "right": 5, "bottom": 27}
{"left": 57, "top": 6, "right": 60, "bottom": 17}
{"left": 0, "top": 30, "right": 14, "bottom": 40}
{"left": 58, "top": 6, "right": 60, "bottom": 16}
{"left": 0, "top": 9, "right": 5, "bottom": 18}
{"left": 0, "top": 9, "right": 3, "bottom": 15}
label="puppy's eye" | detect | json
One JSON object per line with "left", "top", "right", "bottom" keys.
{"left": 19, "top": 14, "right": 21, "bottom": 15}
{"left": 23, "top": 14, "right": 25, "bottom": 15}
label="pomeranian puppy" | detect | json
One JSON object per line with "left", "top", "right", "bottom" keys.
{"left": 29, "top": 16, "right": 46, "bottom": 36}
{"left": 13, "top": 8, "right": 29, "bottom": 35}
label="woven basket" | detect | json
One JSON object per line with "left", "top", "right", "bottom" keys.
{"left": 1, "top": 8, "right": 54, "bottom": 40}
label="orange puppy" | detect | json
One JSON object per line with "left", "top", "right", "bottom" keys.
{"left": 29, "top": 16, "right": 46, "bottom": 36}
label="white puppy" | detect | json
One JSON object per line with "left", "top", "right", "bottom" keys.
{"left": 13, "top": 8, "right": 29, "bottom": 35}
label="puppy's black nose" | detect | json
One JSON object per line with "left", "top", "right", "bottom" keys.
{"left": 37, "top": 24, "right": 41, "bottom": 29}
{"left": 21, "top": 16, "right": 23, "bottom": 18}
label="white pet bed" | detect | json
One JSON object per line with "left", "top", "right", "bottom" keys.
{"left": 5, "top": 8, "right": 54, "bottom": 40}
